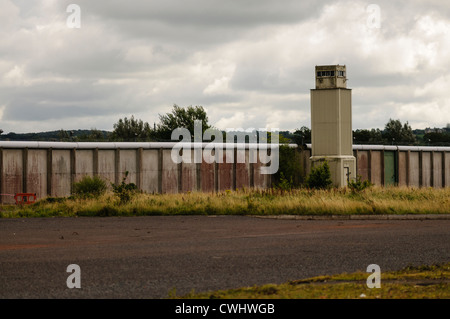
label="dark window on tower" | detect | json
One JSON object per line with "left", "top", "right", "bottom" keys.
{"left": 330, "top": 71, "right": 335, "bottom": 76}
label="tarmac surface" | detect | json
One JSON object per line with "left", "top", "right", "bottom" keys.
{"left": 0, "top": 215, "right": 449, "bottom": 299}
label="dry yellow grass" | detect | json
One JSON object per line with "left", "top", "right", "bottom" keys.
{"left": 1, "top": 185, "right": 449, "bottom": 218}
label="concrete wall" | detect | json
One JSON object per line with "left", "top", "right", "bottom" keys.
{"left": 351, "top": 146, "right": 449, "bottom": 188}
{"left": 304, "top": 144, "right": 449, "bottom": 188}
{"left": 0, "top": 142, "right": 271, "bottom": 204}
{"left": 1, "top": 142, "right": 449, "bottom": 204}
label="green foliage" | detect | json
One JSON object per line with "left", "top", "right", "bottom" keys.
{"left": 353, "top": 128, "right": 384, "bottom": 144}
{"left": 275, "top": 172, "right": 294, "bottom": 191}
{"left": 383, "top": 118, "right": 416, "bottom": 145}
{"left": 305, "top": 161, "right": 333, "bottom": 189}
{"left": 73, "top": 175, "right": 107, "bottom": 199}
{"left": 348, "top": 175, "right": 373, "bottom": 193}
{"left": 111, "top": 115, "right": 152, "bottom": 141}
{"left": 291, "top": 126, "right": 311, "bottom": 145}
{"left": 423, "top": 131, "right": 450, "bottom": 146}
{"left": 111, "top": 171, "right": 138, "bottom": 204}
{"left": 274, "top": 145, "right": 303, "bottom": 189}
{"left": 154, "top": 104, "right": 211, "bottom": 141}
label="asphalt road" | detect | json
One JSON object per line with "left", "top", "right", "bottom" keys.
{"left": 0, "top": 216, "right": 449, "bottom": 299}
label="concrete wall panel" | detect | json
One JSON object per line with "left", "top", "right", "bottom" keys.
{"left": 421, "top": 152, "right": 431, "bottom": 187}
{"left": 370, "top": 151, "right": 382, "bottom": 186}
{"left": 75, "top": 150, "right": 94, "bottom": 182}
{"left": 161, "top": 149, "right": 178, "bottom": 193}
{"left": 253, "top": 160, "right": 267, "bottom": 189}
{"left": 432, "top": 152, "right": 442, "bottom": 188}
{"left": 398, "top": 151, "right": 407, "bottom": 186}
{"left": 51, "top": 150, "right": 71, "bottom": 197}
{"left": 97, "top": 150, "right": 116, "bottom": 185}
{"left": 2, "top": 149, "right": 23, "bottom": 204}
{"left": 235, "top": 150, "right": 250, "bottom": 190}
{"left": 218, "top": 151, "right": 233, "bottom": 191}
{"left": 120, "top": 150, "right": 137, "bottom": 185}
{"left": 409, "top": 152, "right": 420, "bottom": 187}
{"left": 445, "top": 152, "right": 449, "bottom": 187}
{"left": 200, "top": 151, "right": 215, "bottom": 192}
{"left": 181, "top": 150, "right": 197, "bottom": 192}
{"left": 27, "top": 149, "right": 47, "bottom": 200}
{"left": 356, "top": 151, "right": 369, "bottom": 182}
{"left": 141, "top": 149, "right": 159, "bottom": 193}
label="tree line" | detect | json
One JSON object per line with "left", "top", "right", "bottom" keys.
{"left": 1, "top": 105, "right": 449, "bottom": 146}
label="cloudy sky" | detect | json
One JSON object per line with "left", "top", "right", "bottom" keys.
{"left": 1, "top": 0, "right": 449, "bottom": 134}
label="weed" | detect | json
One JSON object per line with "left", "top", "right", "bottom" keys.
{"left": 348, "top": 175, "right": 373, "bottom": 193}
{"left": 73, "top": 175, "right": 107, "bottom": 199}
{"left": 111, "top": 171, "right": 138, "bottom": 205}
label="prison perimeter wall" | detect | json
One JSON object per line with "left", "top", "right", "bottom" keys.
{"left": 0, "top": 142, "right": 449, "bottom": 204}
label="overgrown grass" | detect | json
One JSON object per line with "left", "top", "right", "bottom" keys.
{"left": 0, "top": 186, "right": 449, "bottom": 218}
{"left": 173, "top": 263, "right": 450, "bottom": 299}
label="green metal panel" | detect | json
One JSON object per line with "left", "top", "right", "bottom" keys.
{"left": 384, "top": 151, "right": 396, "bottom": 186}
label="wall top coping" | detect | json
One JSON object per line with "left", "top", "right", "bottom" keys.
{"left": 304, "top": 143, "right": 450, "bottom": 152}
{"left": 0, "top": 141, "right": 295, "bottom": 150}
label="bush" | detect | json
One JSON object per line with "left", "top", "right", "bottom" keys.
{"left": 275, "top": 172, "right": 294, "bottom": 191}
{"left": 274, "top": 145, "right": 303, "bottom": 189}
{"left": 305, "top": 161, "right": 333, "bottom": 189}
{"left": 348, "top": 175, "right": 373, "bottom": 193}
{"left": 111, "top": 171, "right": 138, "bottom": 204}
{"left": 73, "top": 175, "right": 107, "bottom": 199}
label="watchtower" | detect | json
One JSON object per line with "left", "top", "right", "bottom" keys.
{"left": 310, "top": 65, "right": 356, "bottom": 187}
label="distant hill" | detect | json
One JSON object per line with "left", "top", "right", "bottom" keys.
{"left": 0, "top": 128, "right": 449, "bottom": 146}
{"left": 0, "top": 129, "right": 110, "bottom": 142}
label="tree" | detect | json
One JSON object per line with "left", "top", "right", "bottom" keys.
{"left": 154, "top": 105, "right": 211, "bottom": 141}
{"left": 58, "top": 129, "right": 70, "bottom": 141}
{"left": 274, "top": 145, "right": 304, "bottom": 188}
{"left": 111, "top": 115, "right": 152, "bottom": 141}
{"left": 292, "top": 126, "right": 311, "bottom": 145}
{"left": 79, "top": 128, "right": 107, "bottom": 142}
{"left": 423, "top": 131, "right": 450, "bottom": 145}
{"left": 353, "top": 128, "right": 383, "bottom": 144}
{"left": 383, "top": 119, "right": 415, "bottom": 145}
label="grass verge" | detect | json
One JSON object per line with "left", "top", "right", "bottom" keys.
{"left": 172, "top": 263, "right": 450, "bottom": 299}
{"left": 0, "top": 186, "right": 449, "bottom": 218}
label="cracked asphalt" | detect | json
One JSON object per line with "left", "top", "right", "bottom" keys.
{"left": 0, "top": 215, "right": 449, "bottom": 299}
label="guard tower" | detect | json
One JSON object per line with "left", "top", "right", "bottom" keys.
{"left": 310, "top": 65, "right": 356, "bottom": 187}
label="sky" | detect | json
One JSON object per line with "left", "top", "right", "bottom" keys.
{"left": 1, "top": 0, "right": 450, "bottom": 134}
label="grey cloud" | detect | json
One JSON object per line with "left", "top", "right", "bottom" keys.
{"left": 1, "top": 0, "right": 449, "bottom": 134}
